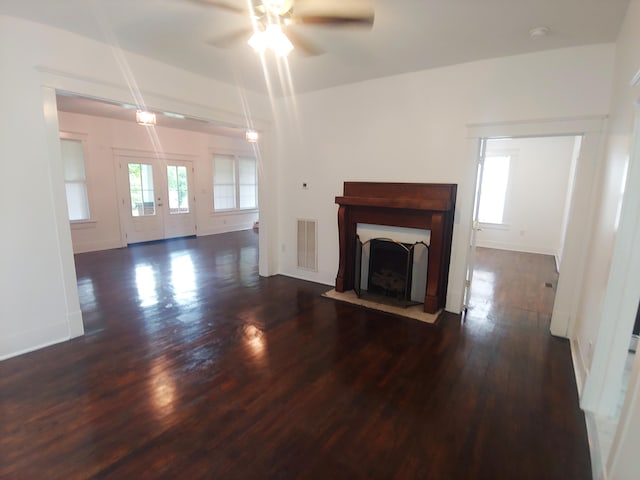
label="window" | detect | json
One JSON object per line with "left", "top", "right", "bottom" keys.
{"left": 167, "top": 165, "right": 190, "bottom": 214}
{"left": 213, "top": 154, "right": 258, "bottom": 211}
{"left": 128, "top": 163, "right": 156, "bottom": 216}
{"left": 60, "top": 138, "right": 90, "bottom": 221}
{"left": 478, "top": 155, "right": 511, "bottom": 224}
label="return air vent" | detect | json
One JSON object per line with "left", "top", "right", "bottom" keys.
{"left": 297, "top": 219, "right": 317, "bottom": 271}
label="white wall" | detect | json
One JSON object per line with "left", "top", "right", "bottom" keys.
{"left": 272, "top": 44, "right": 615, "bottom": 313}
{"left": 574, "top": 1, "right": 640, "bottom": 478}
{"left": 0, "top": 15, "right": 271, "bottom": 360}
{"left": 58, "top": 111, "right": 258, "bottom": 253}
{"left": 575, "top": 0, "right": 640, "bottom": 391}
{"left": 476, "top": 136, "right": 577, "bottom": 258}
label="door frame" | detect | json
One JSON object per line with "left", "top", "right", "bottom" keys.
{"left": 113, "top": 148, "right": 198, "bottom": 246}
{"left": 465, "top": 116, "right": 607, "bottom": 340}
{"left": 462, "top": 138, "right": 487, "bottom": 313}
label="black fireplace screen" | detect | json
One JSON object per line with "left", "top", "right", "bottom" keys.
{"left": 355, "top": 236, "right": 429, "bottom": 306}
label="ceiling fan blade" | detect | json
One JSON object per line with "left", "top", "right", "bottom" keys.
{"left": 185, "top": 0, "right": 247, "bottom": 14}
{"left": 291, "top": 13, "right": 374, "bottom": 27}
{"left": 285, "top": 29, "right": 325, "bottom": 56}
{"left": 207, "top": 27, "right": 254, "bottom": 48}
{"left": 290, "top": 0, "right": 374, "bottom": 27}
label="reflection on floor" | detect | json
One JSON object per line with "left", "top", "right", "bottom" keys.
{"left": 469, "top": 247, "right": 558, "bottom": 317}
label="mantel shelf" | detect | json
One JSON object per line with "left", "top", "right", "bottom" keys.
{"left": 335, "top": 196, "right": 452, "bottom": 212}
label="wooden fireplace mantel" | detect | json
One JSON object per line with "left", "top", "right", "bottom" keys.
{"left": 335, "top": 182, "right": 457, "bottom": 313}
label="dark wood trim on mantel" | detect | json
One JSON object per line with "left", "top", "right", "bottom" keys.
{"left": 335, "top": 182, "right": 457, "bottom": 313}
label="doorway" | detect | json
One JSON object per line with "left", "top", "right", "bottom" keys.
{"left": 464, "top": 135, "right": 582, "bottom": 319}
{"left": 116, "top": 152, "right": 197, "bottom": 244}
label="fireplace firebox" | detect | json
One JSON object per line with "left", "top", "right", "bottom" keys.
{"left": 354, "top": 237, "right": 429, "bottom": 307}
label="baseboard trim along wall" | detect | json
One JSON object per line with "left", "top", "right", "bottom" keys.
{"left": 0, "top": 321, "right": 71, "bottom": 361}
{"left": 571, "top": 339, "right": 606, "bottom": 480}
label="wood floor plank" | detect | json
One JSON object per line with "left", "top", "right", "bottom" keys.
{"left": 0, "top": 236, "right": 591, "bottom": 479}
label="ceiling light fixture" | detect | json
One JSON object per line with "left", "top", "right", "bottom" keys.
{"left": 248, "top": 23, "right": 294, "bottom": 56}
{"left": 246, "top": 130, "right": 259, "bottom": 142}
{"left": 136, "top": 110, "right": 156, "bottom": 126}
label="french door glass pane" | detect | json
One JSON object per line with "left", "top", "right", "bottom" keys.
{"left": 128, "top": 163, "right": 156, "bottom": 217}
{"left": 167, "top": 165, "right": 190, "bottom": 214}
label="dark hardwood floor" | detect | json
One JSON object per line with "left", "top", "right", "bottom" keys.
{"left": 0, "top": 235, "right": 591, "bottom": 479}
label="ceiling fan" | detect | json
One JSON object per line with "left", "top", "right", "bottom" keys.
{"left": 188, "top": 0, "right": 375, "bottom": 56}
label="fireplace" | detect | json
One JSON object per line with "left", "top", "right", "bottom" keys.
{"left": 335, "top": 182, "right": 457, "bottom": 313}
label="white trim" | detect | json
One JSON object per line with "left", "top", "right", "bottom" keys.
{"left": 465, "top": 116, "right": 606, "bottom": 340}
{"left": 37, "top": 66, "right": 268, "bottom": 131}
{"left": 280, "top": 271, "right": 334, "bottom": 287}
{"left": 585, "top": 411, "right": 607, "bottom": 480}
{"left": 0, "top": 320, "right": 71, "bottom": 361}
{"left": 209, "top": 209, "right": 259, "bottom": 217}
{"left": 572, "top": 338, "right": 588, "bottom": 396}
{"left": 41, "top": 86, "right": 85, "bottom": 345}
{"left": 474, "top": 241, "right": 556, "bottom": 257}
{"left": 111, "top": 147, "right": 198, "bottom": 163}
{"left": 582, "top": 104, "right": 640, "bottom": 415}
{"left": 71, "top": 239, "right": 123, "bottom": 254}
{"left": 571, "top": 339, "right": 606, "bottom": 480}
{"left": 467, "top": 115, "right": 607, "bottom": 138}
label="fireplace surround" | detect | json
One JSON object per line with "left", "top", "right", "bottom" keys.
{"left": 335, "top": 182, "right": 457, "bottom": 313}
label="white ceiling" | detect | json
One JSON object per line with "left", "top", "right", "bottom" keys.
{"left": 1, "top": 0, "right": 631, "bottom": 96}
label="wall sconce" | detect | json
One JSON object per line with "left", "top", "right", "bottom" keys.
{"left": 136, "top": 110, "right": 156, "bottom": 126}
{"left": 246, "top": 130, "right": 259, "bottom": 142}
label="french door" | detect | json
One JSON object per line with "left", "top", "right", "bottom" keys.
{"left": 116, "top": 153, "right": 196, "bottom": 244}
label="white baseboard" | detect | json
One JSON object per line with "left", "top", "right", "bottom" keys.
{"left": 475, "top": 241, "right": 555, "bottom": 257}
{"left": 72, "top": 239, "right": 122, "bottom": 254}
{"left": 0, "top": 321, "right": 71, "bottom": 361}
{"left": 571, "top": 338, "right": 588, "bottom": 396}
{"left": 197, "top": 224, "right": 254, "bottom": 236}
{"left": 279, "top": 270, "right": 334, "bottom": 287}
{"left": 585, "top": 411, "right": 607, "bottom": 480}
{"left": 571, "top": 339, "right": 606, "bottom": 480}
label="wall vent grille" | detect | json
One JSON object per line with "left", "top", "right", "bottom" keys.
{"left": 297, "top": 219, "right": 317, "bottom": 271}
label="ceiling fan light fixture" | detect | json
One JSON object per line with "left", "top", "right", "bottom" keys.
{"left": 263, "top": 0, "right": 294, "bottom": 16}
{"left": 265, "top": 24, "right": 293, "bottom": 56}
{"left": 248, "top": 30, "right": 268, "bottom": 52}
{"left": 248, "top": 24, "right": 293, "bottom": 56}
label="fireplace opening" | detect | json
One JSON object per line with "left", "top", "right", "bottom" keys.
{"left": 355, "top": 236, "right": 428, "bottom": 307}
